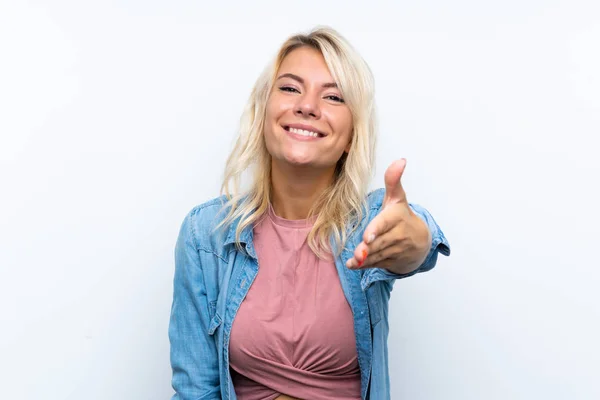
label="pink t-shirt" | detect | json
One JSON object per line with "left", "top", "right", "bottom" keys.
{"left": 229, "top": 204, "right": 361, "bottom": 400}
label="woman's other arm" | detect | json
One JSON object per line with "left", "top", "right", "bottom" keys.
{"left": 168, "top": 209, "right": 221, "bottom": 399}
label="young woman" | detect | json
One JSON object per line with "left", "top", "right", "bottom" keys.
{"left": 169, "top": 26, "right": 450, "bottom": 400}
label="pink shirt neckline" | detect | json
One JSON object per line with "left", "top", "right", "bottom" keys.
{"left": 267, "top": 203, "right": 318, "bottom": 229}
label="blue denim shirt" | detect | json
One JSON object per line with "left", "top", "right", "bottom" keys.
{"left": 169, "top": 188, "right": 450, "bottom": 400}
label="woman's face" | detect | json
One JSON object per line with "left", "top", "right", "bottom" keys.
{"left": 264, "top": 46, "right": 353, "bottom": 170}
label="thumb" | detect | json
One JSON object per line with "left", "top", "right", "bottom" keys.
{"left": 383, "top": 158, "right": 408, "bottom": 206}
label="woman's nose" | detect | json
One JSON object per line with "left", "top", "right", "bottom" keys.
{"left": 294, "top": 93, "right": 321, "bottom": 119}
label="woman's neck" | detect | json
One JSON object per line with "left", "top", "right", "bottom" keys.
{"left": 269, "top": 160, "right": 335, "bottom": 220}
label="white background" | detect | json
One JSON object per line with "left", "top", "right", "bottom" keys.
{"left": 1, "top": 1, "right": 599, "bottom": 399}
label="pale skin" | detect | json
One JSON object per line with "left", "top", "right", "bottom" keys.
{"left": 263, "top": 46, "right": 430, "bottom": 399}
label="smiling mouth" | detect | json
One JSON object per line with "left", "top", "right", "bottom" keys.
{"left": 283, "top": 126, "right": 325, "bottom": 138}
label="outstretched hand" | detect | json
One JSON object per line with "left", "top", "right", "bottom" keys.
{"left": 346, "top": 159, "right": 431, "bottom": 274}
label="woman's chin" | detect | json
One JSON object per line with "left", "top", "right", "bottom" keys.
{"left": 285, "top": 159, "right": 314, "bottom": 168}
{"left": 272, "top": 151, "right": 328, "bottom": 169}
{"left": 280, "top": 152, "right": 315, "bottom": 167}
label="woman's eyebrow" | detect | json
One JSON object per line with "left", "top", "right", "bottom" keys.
{"left": 277, "top": 73, "right": 338, "bottom": 88}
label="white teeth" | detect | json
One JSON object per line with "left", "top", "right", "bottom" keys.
{"left": 289, "top": 127, "right": 319, "bottom": 137}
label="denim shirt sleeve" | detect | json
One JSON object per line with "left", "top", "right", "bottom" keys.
{"left": 361, "top": 200, "right": 451, "bottom": 291}
{"left": 168, "top": 209, "right": 221, "bottom": 399}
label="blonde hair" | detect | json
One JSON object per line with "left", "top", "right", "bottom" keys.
{"left": 216, "top": 26, "right": 377, "bottom": 258}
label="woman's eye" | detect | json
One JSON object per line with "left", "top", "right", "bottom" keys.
{"left": 325, "top": 95, "right": 345, "bottom": 103}
{"left": 279, "top": 86, "right": 299, "bottom": 93}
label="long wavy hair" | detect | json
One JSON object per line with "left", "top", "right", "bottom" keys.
{"left": 216, "top": 26, "right": 377, "bottom": 258}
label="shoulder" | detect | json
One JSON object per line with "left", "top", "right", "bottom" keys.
{"left": 366, "top": 188, "right": 385, "bottom": 210}
{"left": 179, "top": 195, "right": 232, "bottom": 253}
{"left": 186, "top": 195, "right": 229, "bottom": 217}
{"left": 344, "top": 188, "right": 385, "bottom": 234}
{"left": 184, "top": 194, "right": 229, "bottom": 225}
